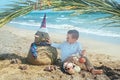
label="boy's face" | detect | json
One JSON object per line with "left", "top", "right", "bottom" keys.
{"left": 66, "top": 34, "right": 77, "bottom": 44}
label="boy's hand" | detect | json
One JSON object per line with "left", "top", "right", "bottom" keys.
{"left": 46, "top": 38, "right": 51, "bottom": 44}
{"left": 81, "top": 50, "right": 86, "bottom": 57}
{"left": 79, "top": 57, "right": 86, "bottom": 63}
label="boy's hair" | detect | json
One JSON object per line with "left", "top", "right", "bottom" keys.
{"left": 67, "top": 30, "right": 79, "bottom": 40}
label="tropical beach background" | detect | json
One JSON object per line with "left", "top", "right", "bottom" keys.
{"left": 0, "top": 0, "right": 120, "bottom": 80}
{"left": 8, "top": 10, "right": 120, "bottom": 44}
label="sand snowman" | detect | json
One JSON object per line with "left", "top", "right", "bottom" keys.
{"left": 27, "top": 14, "right": 58, "bottom": 65}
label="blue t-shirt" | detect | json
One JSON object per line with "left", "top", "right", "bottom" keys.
{"left": 51, "top": 41, "right": 82, "bottom": 61}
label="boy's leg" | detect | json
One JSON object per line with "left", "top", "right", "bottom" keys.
{"left": 83, "top": 56, "right": 94, "bottom": 71}
{"left": 67, "top": 56, "right": 87, "bottom": 70}
{"left": 83, "top": 56, "right": 103, "bottom": 74}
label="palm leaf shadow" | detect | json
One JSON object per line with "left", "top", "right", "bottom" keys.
{"left": 0, "top": 53, "right": 28, "bottom": 64}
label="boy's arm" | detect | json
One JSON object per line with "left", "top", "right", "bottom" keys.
{"left": 76, "top": 42, "right": 86, "bottom": 57}
{"left": 51, "top": 43, "right": 61, "bottom": 49}
{"left": 47, "top": 38, "right": 61, "bottom": 49}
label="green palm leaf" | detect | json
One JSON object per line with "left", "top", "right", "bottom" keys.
{"left": 0, "top": 0, "right": 35, "bottom": 27}
{"left": 51, "top": 0, "right": 120, "bottom": 27}
{"left": 0, "top": 0, "right": 120, "bottom": 28}
{"left": 0, "top": 7, "right": 34, "bottom": 28}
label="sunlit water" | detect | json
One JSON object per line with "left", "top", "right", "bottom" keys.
{"left": 6, "top": 9, "right": 120, "bottom": 44}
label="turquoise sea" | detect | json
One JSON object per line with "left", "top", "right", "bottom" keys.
{"left": 0, "top": 0, "right": 120, "bottom": 44}
{"left": 6, "top": 9, "right": 120, "bottom": 44}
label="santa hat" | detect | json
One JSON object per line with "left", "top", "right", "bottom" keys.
{"left": 40, "top": 13, "right": 46, "bottom": 28}
{"left": 37, "top": 13, "right": 48, "bottom": 33}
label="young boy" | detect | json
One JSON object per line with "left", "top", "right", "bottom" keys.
{"left": 48, "top": 30, "right": 103, "bottom": 74}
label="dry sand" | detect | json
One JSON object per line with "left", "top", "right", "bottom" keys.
{"left": 0, "top": 26, "right": 120, "bottom": 80}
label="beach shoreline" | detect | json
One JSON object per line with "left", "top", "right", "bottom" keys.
{"left": 0, "top": 25, "right": 120, "bottom": 57}
{"left": 0, "top": 25, "right": 120, "bottom": 80}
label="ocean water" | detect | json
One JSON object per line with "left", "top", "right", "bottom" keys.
{"left": 7, "top": 9, "right": 120, "bottom": 44}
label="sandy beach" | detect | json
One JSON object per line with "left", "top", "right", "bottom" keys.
{"left": 0, "top": 26, "right": 120, "bottom": 80}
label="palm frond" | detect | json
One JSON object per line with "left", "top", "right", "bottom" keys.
{"left": 0, "top": 0, "right": 120, "bottom": 28}
{"left": 51, "top": 0, "right": 120, "bottom": 27}
{"left": 0, "top": 6, "right": 33, "bottom": 27}
{"left": 0, "top": 0, "right": 35, "bottom": 27}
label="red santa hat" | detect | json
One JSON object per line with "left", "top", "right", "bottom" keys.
{"left": 38, "top": 13, "right": 48, "bottom": 33}
{"left": 40, "top": 13, "right": 46, "bottom": 28}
